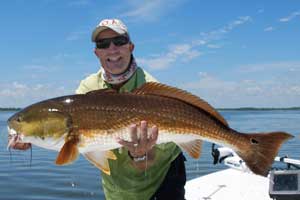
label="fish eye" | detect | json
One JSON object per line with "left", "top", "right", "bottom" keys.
{"left": 16, "top": 116, "right": 23, "bottom": 122}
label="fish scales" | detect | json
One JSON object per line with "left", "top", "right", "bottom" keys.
{"left": 61, "top": 92, "right": 229, "bottom": 143}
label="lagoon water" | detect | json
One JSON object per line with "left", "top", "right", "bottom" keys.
{"left": 0, "top": 110, "right": 299, "bottom": 200}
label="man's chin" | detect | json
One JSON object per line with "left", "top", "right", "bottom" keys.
{"left": 104, "top": 65, "right": 128, "bottom": 75}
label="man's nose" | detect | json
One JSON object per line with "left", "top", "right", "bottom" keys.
{"left": 107, "top": 41, "right": 118, "bottom": 50}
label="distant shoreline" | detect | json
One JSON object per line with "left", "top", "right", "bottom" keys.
{"left": 0, "top": 108, "right": 21, "bottom": 111}
{"left": 1, "top": 107, "right": 300, "bottom": 111}
{"left": 217, "top": 107, "right": 300, "bottom": 111}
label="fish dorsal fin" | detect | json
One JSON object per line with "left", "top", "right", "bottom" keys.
{"left": 133, "top": 82, "right": 229, "bottom": 127}
{"left": 83, "top": 150, "right": 117, "bottom": 175}
{"left": 177, "top": 140, "right": 202, "bottom": 159}
{"left": 86, "top": 88, "right": 117, "bottom": 95}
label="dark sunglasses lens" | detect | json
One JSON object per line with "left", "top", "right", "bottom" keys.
{"left": 96, "top": 39, "right": 111, "bottom": 49}
{"left": 96, "top": 36, "right": 129, "bottom": 49}
{"left": 113, "top": 36, "right": 129, "bottom": 46}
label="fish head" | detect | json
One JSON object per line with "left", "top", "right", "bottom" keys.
{"left": 7, "top": 100, "right": 70, "bottom": 150}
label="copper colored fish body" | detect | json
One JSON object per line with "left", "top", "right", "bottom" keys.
{"left": 7, "top": 82, "right": 293, "bottom": 176}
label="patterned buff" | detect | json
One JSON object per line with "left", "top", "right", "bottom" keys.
{"left": 101, "top": 56, "right": 137, "bottom": 84}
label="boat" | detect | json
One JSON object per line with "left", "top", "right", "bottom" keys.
{"left": 185, "top": 145, "right": 300, "bottom": 200}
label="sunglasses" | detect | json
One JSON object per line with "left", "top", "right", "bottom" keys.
{"left": 96, "top": 35, "right": 130, "bottom": 49}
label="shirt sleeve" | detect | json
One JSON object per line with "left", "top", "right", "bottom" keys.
{"left": 75, "top": 72, "right": 102, "bottom": 94}
{"left": 75, "top": 80, "right": 90, "bottom": 94}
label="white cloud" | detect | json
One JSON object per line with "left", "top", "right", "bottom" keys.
{"left": 264, "top": 26, "right": 275, "bottom": 32}
{"left": 139, "top": 16, "right": 251, "bottom": 70}
{"left": 0, "top": 82, "right": 72, "bottom": 108}
{"left": 121, "top": 0, "right": 185, "bottom": 21}
{"left": 68, "top": 0, "right": 90, "bottom": 6}
{"left": 279, "top": 11, "right": 300, "bottom": 22}
{"left": 257, "top": 9, "right": 264, "bottom": 14}
{"left": 66, "top": 30, "right": 89, "bottom": 41}
{"left": 218, "top": 16, "right": 252, "bottom": 34}
{"left": 181, "top": 61, "right": 300, "bottom": 108}
{"left": 137, "top": 43, "right": 202, "bottom": 70}
{"left": 23, "top": 64, "right": 50, "bottom": 71}
{"left": 182, "top": 72, "right": 300, "bottom": 108}
{"left": 207, "top": 44, "right": 222, "bottom": 49}
{"left": 238, "top": 61, "right": 300, "bottom": 73}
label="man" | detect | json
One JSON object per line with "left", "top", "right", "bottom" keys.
{"left": 76, "top": 19, "right": 186, "bottom": 200}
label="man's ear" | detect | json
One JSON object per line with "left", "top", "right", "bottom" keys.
{"left": 94, "top": 48, "right": 100, "bottom": 58}
{"left": 129, "top": 43, "right": 135, "bottom": 52}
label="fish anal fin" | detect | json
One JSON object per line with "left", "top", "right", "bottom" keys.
{"left": 177, "top": 140, "right": 202, "bottom": 159}
{"left": 83, "top": 150, "right": 117, "bottom": 175}
{"left": 55, "top": 138, "right": 79, "bottom": 165}
{"left": 106, "top": 150, "right": 117, "bottom": 160}
{"left": 132, "top": 82, "right": 229, "bottom": 127}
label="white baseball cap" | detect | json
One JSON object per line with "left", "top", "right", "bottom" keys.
{"left": 91, "top": 19, "right": 129, "bottom": 42}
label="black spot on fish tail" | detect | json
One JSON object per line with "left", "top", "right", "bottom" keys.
{"left": 250, "top": 138, "right": 259, "bottom": 144}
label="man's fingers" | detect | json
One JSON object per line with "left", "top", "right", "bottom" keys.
{"left": 129, "top": 124, "right": 138, "bottom": 143}
{"left": 140, "top": 121, "right": 148, "bottom": 146}
{"left": 149, "top": 125, "right": 158, "bottom": 147}
{"left": 117, "top": 138, "right": 135, "bottom": 152}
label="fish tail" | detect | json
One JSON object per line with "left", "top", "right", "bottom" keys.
{"left": 55, "top": 138, "right": 79, "bottom": 165}
{"left": 237, "top": 131, "right": 293, "bottom": 176}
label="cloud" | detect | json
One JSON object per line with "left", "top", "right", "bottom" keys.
{"left": 181, "top": 61, "right": 300, "bottom": 108}
{"left": 182, "top": 70, "right": 300, "bottom": 108}
{"left": 279, "top": 11, "right": 300, "bottom": 22}
{"left": 238, "top": 61, "right": 300, "bottom": 73}
{"left": 23, "top": 65, "right": 50, "bottom": 71}
{"left": 68, "top": 0, "right": 91, "bottom": 6}
{"left": 257, "top": 9, "right": 264, "bottom": 14}
{"left": 0, "top": 82, "right": 72, "bottom": 108}
{"left": 206, "top": 44, "right": 222, "bottom": 49}
{"left": 221, "top": 16, "right": 252, "bottom": 32}
{"left": 137, "top": 43, "right": 202, "bottom": 70}
{"left": 264, "top": 26, "right": 275, "bottom": 32}
{"left": 139, "top": 16, "right": 251, "bottom": 70}
{"left": 121, "top": 0, "right": 185, "bottom": 21}
{"left": 66, "top": 30, "right": 89, "bottom": 41}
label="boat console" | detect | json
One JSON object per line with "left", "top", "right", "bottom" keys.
{"left": 269, "top": 157, "right": 300, "bottom": 200}
{"left": 269, "top": 170, "right": 300, "bottom": 200}
{"left": 211, "top": 144, "right": 300, "bottom": 200}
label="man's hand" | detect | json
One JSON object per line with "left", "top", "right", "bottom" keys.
{"left": 117, "top": 120, "right": 158, "bottom": 158}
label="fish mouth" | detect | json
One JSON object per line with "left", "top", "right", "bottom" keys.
{"left": 7, "top": 127, "right": 31, "bottom": 151}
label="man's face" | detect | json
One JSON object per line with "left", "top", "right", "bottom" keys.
{"left": 94, "top": 29, "right": 134, "bottom": 75}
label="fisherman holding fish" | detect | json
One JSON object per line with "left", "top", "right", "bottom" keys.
{"left": 7, "top": 18, "right": 293, "bottom": 200}
{"left": 76, "top": 19, "right": 186, "bottom": 200}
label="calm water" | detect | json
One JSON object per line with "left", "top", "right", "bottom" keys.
{"left": 0, "top": 110, "right": 299, "bottom": 200}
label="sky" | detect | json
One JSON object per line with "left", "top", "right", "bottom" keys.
{"left": 0, "top": 0, "right": 299, "bottom": 108}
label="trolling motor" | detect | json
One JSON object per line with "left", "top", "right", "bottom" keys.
{"left": 211, "top": 144, "right": 250, "bottom": 172}
{"left": 211, "top": 144, "right": 234, "bottom": 164}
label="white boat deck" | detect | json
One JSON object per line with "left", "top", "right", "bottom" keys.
{"left": 185, "top": 168, "right": 271, "bottom": 200}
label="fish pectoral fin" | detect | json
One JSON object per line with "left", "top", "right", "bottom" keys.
{"left": 177, "top": 140, "right": 202, "bottom": 159}
{"left": 55, "top": 138, "right": 79, "bottom": 165}
{"left": 83, "top": 150, "right": 117, "bottom": 175}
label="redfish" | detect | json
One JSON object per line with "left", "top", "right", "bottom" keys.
{"left": 7, "top": 82, "right": 293, "bottom": 176}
